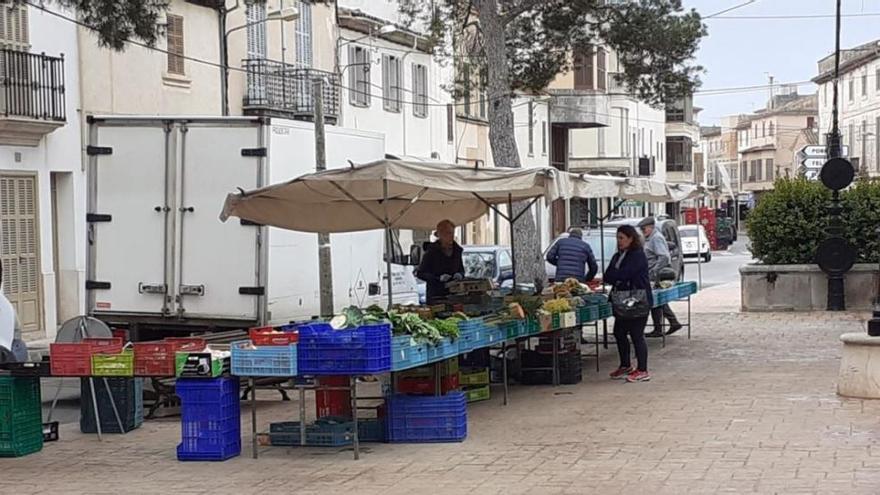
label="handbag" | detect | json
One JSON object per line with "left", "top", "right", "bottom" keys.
{"left": 610, "top": 287, "right": 651, "bottom": 319}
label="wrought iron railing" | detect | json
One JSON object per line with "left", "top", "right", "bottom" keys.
{"left": 0, "top": 49, "right": 66, "bottom": 122}
{"left": 242, "top": 59, "right": 339, "bottom": 121}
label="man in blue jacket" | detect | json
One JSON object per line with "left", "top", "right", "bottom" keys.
{"left": 546, "top": 227, "right": 598, "bottom": 283}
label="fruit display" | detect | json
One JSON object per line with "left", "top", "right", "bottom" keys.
{"left": 542, "top": 298, "right": 572, "bottom": 314}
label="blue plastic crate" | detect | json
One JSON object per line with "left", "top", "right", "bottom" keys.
{"left": 269, "top": 419, "right": 353, "bottom": 447}
{"left": 483, "top": 324, "right": 505, "bottom": 345}
{"left": 385, "top": 392, "right": 467, "bottom": 443}
{"left": 230, "top": 340, "right": 297, "bottom": 377}
{"left": 425, "top": 337, "right": 459, "bottom": 363}
{"left": 298, "top": 323, "right": 392, "bottom": 375}
{"left": 458, "top": 319, "right": 485, "bottom": 353}
{"left": 176, "top": 377, "right": 241, "bottom": 461}
{"left": 391, "top": 335, "right": 428, "bottom": 371}
{"left": 358, "top": 419, "right": 385, "bottom": 443}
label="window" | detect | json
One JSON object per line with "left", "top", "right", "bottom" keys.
{"left": 573, "top": 45, "right": 594, "bottom": 90}
{"left": 849, "top": 122, "right": 855, "bottom": 154}
{"left": 294, "top": 0, "right": 313, "bottom": 68}
{"left": 412, "top": 64, "right": 428, "bottom": 118}
{"left": 245, "top": 2, "right": 267, "bottom": 59}
{"left": 762, "top": 122, "right": 766, "bottom": 137}
{"left": 447, "top": 104, "right": 454, "bottom": 143}
{"left": 876, "top": 116, "right": 880, "bottom": 171}
{"left": 862, "top": 120, "right": 868, "bottom": 161}
{"left": 461, "top": 63, "right": 471, "bottom": 116}
{"left": 479, "top": 69, "right": 487, "bottom": 119}
{"left": 598, "top": 127, "right": 605, "bottom": 157}
{"left": 876, "top": 68, "right": 880, "bottom": 92}
{"left": 807, "top": 116, "right": 815, "bottom": 129}
{"left": 528, "top": 101, "right": 534, "bottom": 156}
{"left": 166, "top": 14, "right": 185, "bottom": 75}
{"left": 753, "top": 124, "right": 758, "bottom": 139}
{"left": 542, "top": 121, "right": 547, "bottom": 155}
{"left": 382, "top": 54, "right": 402, "bottom": 113}
{"left": 863, "top": 73, "right": 868, "bottom": 97}
{"left": 766, "top": 158, "right": 774, "bottom": 182}
{"left": 769, "top": 122, "right": 775, "bottom": 136}
{"left": 849, "top": 79, "right": 855, "bottom": 102}
{"left": 742, "top": 161, "right": 748, "bottom": 182}
{"left": 348, "top": 46, "right": 371, "bottom": 107}
{"left": 824, "top": 85, "right": 828, "bottom": 105}
{"left": 666, "top": 137, "right": 693, "bottom": 172}
{"left": 596, "top": 47, "right": 607, "bottom": 91}
{"left": 0, "top": 4, "right": 30, "bottom": 51}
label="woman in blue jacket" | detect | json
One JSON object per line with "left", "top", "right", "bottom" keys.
{"left": 603, "top": 225, "right": 653, "bottom": 383}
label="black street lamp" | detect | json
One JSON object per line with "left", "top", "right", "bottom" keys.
{"left": 869, "top": 226, "right": 880, "bottom": 337}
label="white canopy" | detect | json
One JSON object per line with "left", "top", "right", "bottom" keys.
{"left": 220, "top": 159, "right": 573, "bottom": 233}
{"left": 572, "top": 174, "right": 708, "bottom": 203}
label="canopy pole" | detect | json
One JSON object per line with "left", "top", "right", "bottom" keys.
{"left": 508, "top": 193, "right": 517, "bottom": 289}
{"left": 696, "top": 199, "right": 703, "bottom": 290}
{"left": 383, "top": 179, "right": 393, "bottom": 309}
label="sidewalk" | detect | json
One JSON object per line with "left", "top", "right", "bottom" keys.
{"left": 5, "top": 310, "right": 880, "bottom": 495}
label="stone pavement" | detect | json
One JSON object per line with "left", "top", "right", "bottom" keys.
{"left": 5, "top": 310, "right": 880, "bottom": 495}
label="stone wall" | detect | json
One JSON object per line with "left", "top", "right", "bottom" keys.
{"left": 740, "top": 264, "right": 878, "bottom": 311}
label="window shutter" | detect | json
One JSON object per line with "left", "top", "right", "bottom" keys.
{"left": 0, "top": 4, "right": 29, "bottom": 51}
{"left": 295, "top": 0, "right": 313, "bottom": 68}
{"left": 166, "top": 14, "right": 185, "bottom": 75}
{"left": 348, "top": 46, "right": 358, "bottom": 105}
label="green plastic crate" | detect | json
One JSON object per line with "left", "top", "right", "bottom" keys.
{"left": 175, "top": 352, "right": 226, "bottom": 378}
{"left": 459, "top": 367, "right": 490, "bottom": 386}
{"left": 464, "top": 385, "right": 490, "bottom": 403}
{"left": 0, "top": 377, "right": 43, "bottom": 457}
{"left": 397, "top": 357, "right": 458, "bottom": 379}
{"left": 92, "top": 349, "right": 134, "bottom": 377}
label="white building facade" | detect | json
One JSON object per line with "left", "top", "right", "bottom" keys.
{"left": 0, "top": 3, "right": 84, "bottom": 341}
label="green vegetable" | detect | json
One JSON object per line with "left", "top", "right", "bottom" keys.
{"left": 433, "top": 317, "right": 461, "bottom": 340}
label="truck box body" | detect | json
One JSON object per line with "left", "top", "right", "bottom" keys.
{"left": 86, "top": 116, "right": 417, "bottom": 335}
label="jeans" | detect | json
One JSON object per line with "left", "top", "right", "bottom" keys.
{"left": 613, "top": 316, "right": 649, "bottom": 372}
{"left": 651, "top": 304, "right": 680, "bottom": 332}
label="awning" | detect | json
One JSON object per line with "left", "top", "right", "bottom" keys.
{"left": 572, "top": 174, "right": 709, "bottom": 203}
{"left": 220, "top": 159, "right": 572, "bottom": 233}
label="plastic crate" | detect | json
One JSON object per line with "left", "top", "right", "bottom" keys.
{"left": 3, "top": 360, "right": 51, "bottom": 377}
{"left": 397, "top": 373, "right": 459, "bottom": 395}
{"left": 80, "top": 377, "right": 144, "bottom": 434}
{"left": 176, "top": 377, "right": 241, "bottom": 461}
{"left": 464, "top": 385, "right": 490, "bottom": 403}
{"left": 483, "top": 323, "right": 506, "bottom": 345}
{"left": 679, "top": 281, "right": 697, "bottom": 298}
{"left": 582, "top": 293, "right": 609, "bottom": 305}
{"left": 0, "top": 377, "right": 43, "bottom": 457}
{"left": 459, "top": 367, "right": 490, "bottom": 386}
{"left": 458, "top": 319, "right": 488, "bottom": 353}
{"left": 398, "top": 358, "right": 459, "bottom": 380}
{"left": 297, "top": 323, "right": 392, "bottom": 375}
{"left": 357, "top": 418, "right": 385, "bottom": 443}
{"left": 391, "top": 335, "right": 428, "bottom": 371}
{"left": 175, "top": 352, "right": 228, "bottom": 378}
{"left": 50, "top": 337, "right": 124, "bottom": 376}
{"left": 385, "top": 392, "right": 467, "bottom": 443}
{"left": 134, "top": 338, "right": 206, "bottom": 377}
{"left": 519, "top": 368, "right": 583, "bottom": 385}
{"left": 249, "top": 327, "right": 299, "bottom": 346}
{"left": 230, "top": 340, "right": 297, "bottom": 377}
{"left": 525, "top": 318, "right": 540, "bottom": 336}
{"left": 92, "top": 349, "right": 134, "bottom": 377}
{"left": 426, "top": 337, "right": 459, "bottom": 363}
{"left": 499, "top": 320, "right": 522, "bottom": 340}
{"left": 598, "top": 303, "right": 613, "bottom": 319}
{"left": 269, "top": 418, "right": 353, "bottom": 447}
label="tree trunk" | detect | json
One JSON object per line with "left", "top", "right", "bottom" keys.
{"left": 477, "top": 0, "right": 546, "bottom": 287}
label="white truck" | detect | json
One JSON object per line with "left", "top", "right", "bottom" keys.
{"left": 85, "top": 116, "right": 418, "bottom": 340}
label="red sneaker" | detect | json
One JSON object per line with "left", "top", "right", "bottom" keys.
{"left": 626, "top": 370, "right": 651, "bottom": 383}
{"left": 609, "top": 366, "right": 634, "bottom": 380}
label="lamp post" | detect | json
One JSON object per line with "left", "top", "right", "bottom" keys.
{"left": 869, "top": 226, "right": 880, "bottom": 337}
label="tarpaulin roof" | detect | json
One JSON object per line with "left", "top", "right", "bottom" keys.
{"left": 220, "top": 159, "right": 573, "bottom": 233}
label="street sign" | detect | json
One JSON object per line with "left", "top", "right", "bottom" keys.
{"left": 798, "top": 145, "right": 849, "bottom": 159}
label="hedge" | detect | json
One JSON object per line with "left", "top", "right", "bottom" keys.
{"left": 746, "top": 177, "right": 880, "bottom": 264}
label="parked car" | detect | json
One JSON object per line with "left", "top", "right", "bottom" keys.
{"left": 678, "top": 224, "right": 712, "bottom": 262}
{"left": 416, "top": 245, "right": 514, "bottom": 304}
{"left": 604, "top": 217, "right": 686, "bottom": 281}
{"left": 544, "top": 228, "right": 619, "bottom": 283}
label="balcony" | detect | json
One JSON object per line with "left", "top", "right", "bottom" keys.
{"left": 242, "top": 59, "right": 339, "bottom": 124}
{"left": 547, "top": 89, "right": 610, "bottom": 129}
{"left": 0, "top": 50, "right": 66, "bottom": 146}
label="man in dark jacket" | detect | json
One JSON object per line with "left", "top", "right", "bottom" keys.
{"left": 416, "top": 219, "right": 465, "bottom": 303}
{"left": 546, "top": 227, "right": 598, "bottom": 283}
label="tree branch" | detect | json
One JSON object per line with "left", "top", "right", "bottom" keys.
{"left": 501, "top": 0, "right": 544, "bottom": 25}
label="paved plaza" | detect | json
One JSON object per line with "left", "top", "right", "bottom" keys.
{"left": 4, "top": 287, "right": 880, "bottom": 495}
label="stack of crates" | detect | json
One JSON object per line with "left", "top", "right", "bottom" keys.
{"left": 396, "top": 358, "right": 459, "bottom": 395}
{"left": 0, "top": 377, "right": 43, "bottom": 457}
{"left": 459, "top": 367, "right": 490, "bottom": 403}
{"left": 385, "top": 391, "right": 467, "bottom": 443}
{"left": 80, "top": 377, "right": 144, "bottom": 434}
{"left": 176, "top": 377, "right": 241, "bottom": 461}
{"left": 520, "top": 349, "right": 582, "bottom": 385}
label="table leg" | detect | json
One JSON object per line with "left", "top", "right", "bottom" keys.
{"left": 688, "top": 296, "right": 692, "bottom": 339}
{"left": 87, "top": 377, "right": 103, "bottom": 441}
{"left": 102, "top": 378, "right": 125, "bottom": 434}
{"left": 250, "top": 377, "right": 258, "bottom": 459}
{"left": 299, "top": 384, "right": 306, "bottom": 447}
{"left": 350, "top": 376, "right": 360, "bottom": 460}
{"left": 502, "top": 342, "right": 509, "bottom": 406}
{"left": 595, "top": 323, "right": 600, "bottom": 372}
{"left": 434, "top": 361, "right": 441, "bottom": 397}
{"left": 602, "top": 320, "right": 609, "bottom": 349}
{"left": 552, "top": 329, "right": 560, "bottom": 386}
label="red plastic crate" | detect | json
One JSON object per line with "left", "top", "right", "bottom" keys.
{"left": 249, "top": 327, "right": 298, "bottom": 346}
{"left": 50, "top": 338, "right": 124, "bottom": 376}
{"left": 397, "top": 373, "right": 460, "bottom": 395}
{"left": 316, "top": 376, "right": 351, "bottom": 418}
{"left": 133, "top": 338, "right": 206, "bottom": 377}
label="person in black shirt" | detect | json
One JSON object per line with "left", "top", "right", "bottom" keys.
{"left": 416, "top": 219, "right": 464, "bottom": 304}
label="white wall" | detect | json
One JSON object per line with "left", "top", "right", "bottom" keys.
{"left": 818, "top": 61, "right": 880, "bottom": 174}
{"left": 1, "top": 4, "right": 85, "bottom": 339}
{"left": 339, "top": 28, "right": 455, "bottom": 161}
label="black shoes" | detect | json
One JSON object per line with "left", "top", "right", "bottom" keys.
{"left": 666, "top": 323, "right": 683, "bottom": 335}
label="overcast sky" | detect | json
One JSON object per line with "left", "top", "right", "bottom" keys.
{"left": 684, "top": 0, "right": 880, "bottom": 125}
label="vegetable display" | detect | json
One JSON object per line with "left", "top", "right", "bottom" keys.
{"left": 542, "top": 298, "right": 572, "bottom": 314}
{"left": 330, "top": 305, "right": 464, "bottom": 346}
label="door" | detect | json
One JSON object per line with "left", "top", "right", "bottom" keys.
{"left": 0, "top": 173, "right": 41, "bottom": 338}
{"left": 175, "top": 123, "right": 262, "bottom": 319}
{"left": 89, "top": 125, "right": 170, "bottom": 315}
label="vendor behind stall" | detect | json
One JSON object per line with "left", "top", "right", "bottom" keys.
{"left": 416, "top": 219, "right": 464, "bottom": 304}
